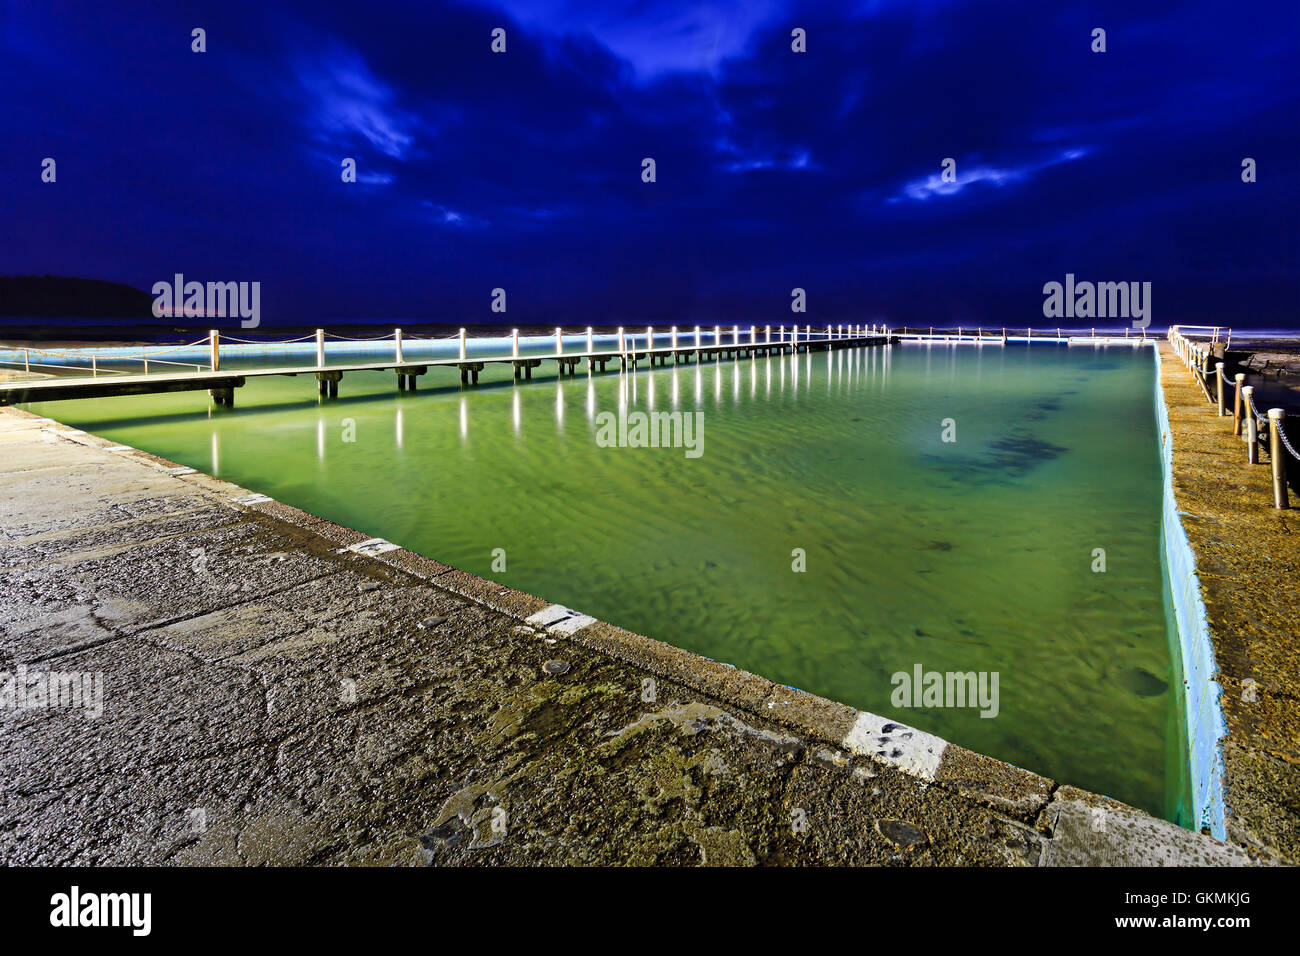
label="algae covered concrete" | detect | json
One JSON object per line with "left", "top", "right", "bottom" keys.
{"left": 0, "top": 405, "right": 1264, "bottom": 865}
{"left": 1158, "top": 341, "right": 1300, "bottom": 861}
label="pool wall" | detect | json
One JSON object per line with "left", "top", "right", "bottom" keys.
{"left": 1152, "top": 344, "right": 1228, "bottom": 838}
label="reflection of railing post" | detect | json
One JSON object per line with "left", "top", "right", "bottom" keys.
{"left": 1269, "top": 409, "right": 1289, "bottom": 509}
{"left": 316, "top": 329, "right": 325, "bottom": 367}
{"left": 210, "top": 330, "right": 220, "bottom": 372}
{"left": 1243, "top": 387, "right": 1258, "bottom": 464}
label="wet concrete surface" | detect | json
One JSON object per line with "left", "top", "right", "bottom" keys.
{"left": 0, "top": 406, "right": 1267, "bottom": 865}
{"left": 1159, "top": 342, "right": 1300, "bottom": 862}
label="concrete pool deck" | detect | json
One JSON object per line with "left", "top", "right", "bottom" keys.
{"left": 0, "top": 398, "right": 1277, "bottom": 866}
{"left": 1157, "top": 341, "right": 1299, "bottom": 861}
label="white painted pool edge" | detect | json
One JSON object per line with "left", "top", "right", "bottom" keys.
{"left": 1151, "top": 342, "right": 1228, "bottom": 839}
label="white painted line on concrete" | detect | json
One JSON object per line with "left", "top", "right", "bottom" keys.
{"left": 842, "top": 711, "right": 948, "bottom": 781}
{"left": 526, "top": 604, "right": 596, "bottom": 636}
{"left": 345, "top": 537, "right": 401, "bottom": 556}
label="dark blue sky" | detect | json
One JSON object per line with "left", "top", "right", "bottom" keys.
{"left": 3, "top": 0, "right": 1297, "bottom": 329}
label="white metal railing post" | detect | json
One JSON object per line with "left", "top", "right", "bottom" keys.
{"left": 395, "top": 328, "right": 404, "bottom": 365}
{"left": 556, "top": 327, "right": 563, "bottom": 356}
{"left": 512, "top": 328, "right": 519, "bottom": 357}
{"left": 671, "top": 326, "right": 678, "bottom": 351}
{"left": 647, "top": 326, "right": 654, "bottom": 355}
{"left": 459, "top": 327, "right": 467, "bottom": 360}
{"left": 316, "top": 329, "right": 325, "bottom": 367}
{"left": 732, "top": 325, "right": 739, "bottom": 346}
{"left": 587, "top": 327, "right": 594, "bottom": 354}
{"left": 210, "top": 329, "right": 220, "bottom": 372}
{"left": 618, "top": 326, "right": 625, "bottom": 354}
{"left": 694, "top": 325, "right": 701, "bottom": 349}
{"left": 765, "top": 325, "right": 771, "bottom": 344}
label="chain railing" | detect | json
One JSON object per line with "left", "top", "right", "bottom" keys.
{"left": 1168, "top": 324, "right": 1291, "bottom": 509}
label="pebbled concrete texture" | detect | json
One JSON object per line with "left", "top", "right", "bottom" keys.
{"left": 0, "top": 405, "right": 1270, "bottom": 866}
{"left": 1159, "top": 342, "right": 1300, "bottom": 861}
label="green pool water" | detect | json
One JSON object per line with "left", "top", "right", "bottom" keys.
{"left": 29, "top": 341, "right": 1191, "bottom": 822}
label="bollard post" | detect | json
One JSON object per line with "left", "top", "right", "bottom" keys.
{"left": 395, "top": 328, "right": 404, "bottom": 365}
{"left": 459, "top": 328, "right": 467, "bottom": 360}
{"left": 1268, "top": 408, "right": 1289, "bottom": 509}
{"left": 316, "top": 329, "right": 325, "bottom": 367}
{"left": 1216, "top": 363, "right": 1227, "bottom": 416}
{"left": 1233, "top": 373, "right": 1245, "bottom": 436}
{"left": 587, "top": 327, "right": 594, "bottom": 354}
{"left": 210, "top": 330, "right": 220, "bottom": 372}
{"left": 1243, "top": 387, "right": 1258, "bottom": 464}
{"left": 512, "top": 328, "right": 520, "bottom": 357}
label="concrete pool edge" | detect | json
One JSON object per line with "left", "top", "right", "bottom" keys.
{"left": 4, "top": 403, "right": 1271, "bottom": 865}
{"left": 1154, "top": 340, "right": 1300, "bottom": 862}
{"left": 1152, "top": 343, "right": 1229, "bottom": 839}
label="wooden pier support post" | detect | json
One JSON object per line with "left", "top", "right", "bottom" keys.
{"left": 316, "top": 329, "right": 325, "bottom": 368}
{"left": 210, "top": 330, "right": 220, "bottom": 372}
{"left": 1243, "top": 387, "right": 1259, "bottom": 464}
{"left": 1233, "top": 373, "right": 1245, "bottom": 436}
{"left": 1216, "top": 362, "right": 1227, "bottom": 416}
{"left": 1268, "top": 408, "right": 1289, "bottom": 509}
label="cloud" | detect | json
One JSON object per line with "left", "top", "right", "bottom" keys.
{"left": 891, "top": 147, "right": 1090, "bottom": 202}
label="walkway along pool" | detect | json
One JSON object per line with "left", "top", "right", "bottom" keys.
{"left": 26, "top": 340, "right": 1195, "bottom": 822}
